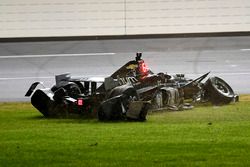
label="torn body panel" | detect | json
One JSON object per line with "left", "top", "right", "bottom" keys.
{"left": 25, "top": 53, "right": 238, "bottom": 121}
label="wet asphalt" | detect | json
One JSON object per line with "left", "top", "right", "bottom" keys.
{"left": 0, "top": 36, "right": 250, "bottom": 101}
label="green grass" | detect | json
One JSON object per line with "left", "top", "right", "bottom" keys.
{"left": 1, "top": 96, "right": 250, "bottom": 167}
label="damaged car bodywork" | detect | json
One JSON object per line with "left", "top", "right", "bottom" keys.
{"left": 25, "top": 53, "right": 239, "bottom": 121}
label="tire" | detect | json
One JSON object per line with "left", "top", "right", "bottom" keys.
{"left": 63, "top": 83, "right": 81, "bottom": 97}
{"left": 205, "top": 77, "right": 235, "bottom": 105}
{"left": 98, "top": 85, "right": 139, "bottom": 121}
{"left": 51, "top": 82, "right": 81, "bottom": 98}
{"left": 110, "top": 86, "right": 148, "bottom": 121}
{"left": 109, "top": 85, "right": 138, "bottom": 111}
{"left": 53, "top": 87, "right": 67, "bottom": 103}
{"left": 97, "top": 96, "right": 123, "bottom": 121}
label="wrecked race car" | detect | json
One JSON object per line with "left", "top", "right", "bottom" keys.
{"left": 25, "top": 53, "right": 239, "bottom": 121}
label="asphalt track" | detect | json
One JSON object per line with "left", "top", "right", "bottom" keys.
{"left": 0, "top": 36, "right": 250, "bottom": 101}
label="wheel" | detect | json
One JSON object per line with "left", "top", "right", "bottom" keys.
{"left": 205, "top": 77, "right": 235, "bottom": 105}
{"left": 63, "top": 83, "right": 81, "bottom": 97}
{"left": 97, "top": 96, "right": 122, "bottom": 121}
{"left": 98, "top": 85, "right": 140, "bottom": 121}
{"left": 108, "top": 85, "right": 138, "bottom": 112}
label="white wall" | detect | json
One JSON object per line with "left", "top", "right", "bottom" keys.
{"left": 126, "top": 0, "right": 250, "bottom": 35}
{"left": 0, "top": 0, "right": 250, "bottom": 38}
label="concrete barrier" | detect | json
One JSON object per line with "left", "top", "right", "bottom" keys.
{"left": 1, "top": 0, "right": 250, "bottom": 38}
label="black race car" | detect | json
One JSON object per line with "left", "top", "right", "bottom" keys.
{"left": 25, "top": 53, "right": 238, "bottom": 121}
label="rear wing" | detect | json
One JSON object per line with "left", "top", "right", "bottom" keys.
{"left": 25, "top": 74, "right": 105, "bottom": 97}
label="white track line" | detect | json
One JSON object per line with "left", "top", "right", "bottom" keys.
{"left": 0, "top": 76, "right": 54, "bottom": 80}
{"left": 240, "top": 49, "right": 250, "bottom": 51}
{"left": 0, "top": 52, "right": 116, "bottom": 59}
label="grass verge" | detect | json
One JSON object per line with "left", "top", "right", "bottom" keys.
{"left": 0, "top": 95, "right": 250, "bottom": 167}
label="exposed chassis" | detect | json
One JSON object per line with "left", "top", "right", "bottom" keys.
{"left": 26, "top": 53, "right": 239, "bottom": 121}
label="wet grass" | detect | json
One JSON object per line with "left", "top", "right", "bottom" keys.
{"left": 0, "top": 95, "right": 250, "bottom": 167}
